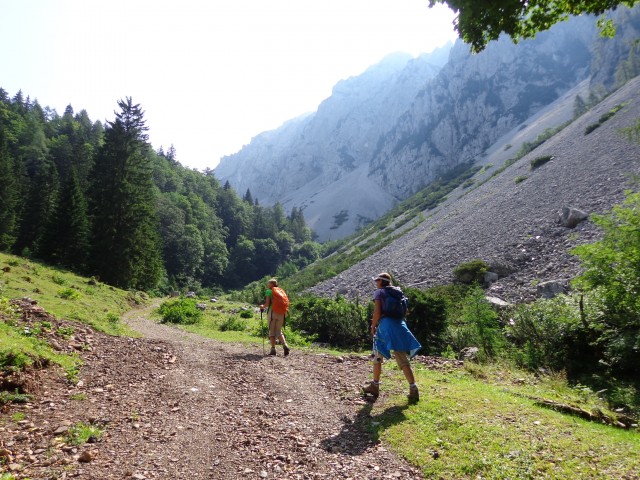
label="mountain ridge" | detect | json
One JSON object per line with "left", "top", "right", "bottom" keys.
{"left": 214, "top": 7, "right": 640, "bottom": 241}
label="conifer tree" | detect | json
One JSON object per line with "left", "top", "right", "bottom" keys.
{"left": 243, "top": 188, "right": 253, "bottom": 204}
{"left": 13, "top": 108, "right": 57, "bottom": 256}
{"left": 0, "top": 124, "right": 19, "bottom": 250}
{"left": 218, "top": 186, "right": 250, "bottom": 247}
{"left": 288, "top": 207, "right": 312, "bottom": 243}
{"left": 88, "top": 98, "right": 163, "bottom": 289}
{"left": 39, "top": 168, "right": 89, "bottom": 270}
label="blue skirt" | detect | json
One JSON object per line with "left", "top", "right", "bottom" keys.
{"left": 374, "top": 316, "right": 422, "bottom": 360}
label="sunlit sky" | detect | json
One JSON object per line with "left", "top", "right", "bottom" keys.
{"left": 1, "top": 0, "right": 458, "bottom": 170}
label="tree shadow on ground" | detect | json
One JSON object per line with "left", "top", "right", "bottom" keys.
{"left": 320, "top": 400, "right": 411, "bottom": 456}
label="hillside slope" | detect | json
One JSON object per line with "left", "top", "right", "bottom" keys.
{"left": 309, "top": 77, "right": 640, "bottom": 303}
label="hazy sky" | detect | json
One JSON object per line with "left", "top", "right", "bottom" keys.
{"left": 1, "top": 0, "right": 458, "bottom": 170}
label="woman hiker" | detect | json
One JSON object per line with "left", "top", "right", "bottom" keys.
{"left": 363, "top": 272, "right": 421, "bottom": 402}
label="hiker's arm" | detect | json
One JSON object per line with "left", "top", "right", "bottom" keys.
{"left": 371, "top": 299, "right": 382, "bottom": 335}
{"left": 264, "top": 295, "right": 271, "bottom": 310}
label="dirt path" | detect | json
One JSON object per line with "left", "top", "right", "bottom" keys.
{"left": 2, "top": 302, "right": 424, "bottom": 479}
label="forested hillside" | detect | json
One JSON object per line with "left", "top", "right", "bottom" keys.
{"left": 0, "top": 94, "right": 320, "bottom": 292}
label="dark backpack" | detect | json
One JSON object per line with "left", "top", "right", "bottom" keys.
{"left": 381, "top": 286, "right": 409, "bottom": 319}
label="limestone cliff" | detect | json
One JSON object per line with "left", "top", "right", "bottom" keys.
{"left": 215, "top": 7, "right": 640, "bottom": 241}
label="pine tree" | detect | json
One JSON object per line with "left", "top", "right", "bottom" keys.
{"left": 288, "top": 207, "right": 312, "bottom": 243}
{"left": 88, "top": 98, "right": 163, "bottom": 289}
{"left": 217, "top": 186, "right": 250, "bottom": 247}
{"left": 12, "top": 108, "right": 57, "bottom": 256}
{"left": 14, "top": 159, "right": 58, "bottom": 256}
{"left": 0, "top": 123, "right": 19, "bottom": 250}
{"left": 39, "top": 168, "right": 90, "bottom": 270}
{"left": 243, "top": 188, "right": 253, "bottom": 204}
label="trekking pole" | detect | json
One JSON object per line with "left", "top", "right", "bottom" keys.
{"left": 260, "top": 305, "right": 265, "bottom": 356}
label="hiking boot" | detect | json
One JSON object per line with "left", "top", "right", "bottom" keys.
{"left": 269, "top": 348, "right": 277, "bottom": 356}
{"left": 408, "top": 385, "right": 420, "bottom": 403}
{"left": 362, "top": 382, "right": 380, "bottom": 397}
{"left": 283, "top": 345, "right": 290, "bottom": 357}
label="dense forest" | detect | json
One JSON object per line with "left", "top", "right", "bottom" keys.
{"left": 0, "top": 91, "right": 323, "bottom": 292}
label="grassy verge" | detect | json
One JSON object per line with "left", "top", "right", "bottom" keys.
{"left": 1, "top": 252, "right": 143, "bottom": 388}
{"left": 366, "top": 363, "right": 640, "bottom": 479}
{"left": 0, "top": 252, "right": 140, "bottom": 335}
{"left": 0, "top": 314, "right": 80, "bottom": 380}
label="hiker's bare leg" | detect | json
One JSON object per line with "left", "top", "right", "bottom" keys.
{"left": 269, "top": 336, "right": 276, "bottom": 348}
{"left": 401, "top": 364, "right": 415, "bottom": 384}
{"left": 278, "top": 333, "right": 288, "bottom": 348}
{"left": 394, "top": 352, "right": 416, "bottom": 385}
{"left": 373, "top": 361, "right": 382, "bottom": 382}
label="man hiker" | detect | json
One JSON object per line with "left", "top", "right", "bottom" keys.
{"left": 363, "top": 272, "right": 421, "bottom": 402}
{"left": 263, "top": 278, "right": 291, "bottom": 356}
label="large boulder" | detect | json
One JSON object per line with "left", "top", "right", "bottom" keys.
{"left": 537, "top": 280, "right": 568, "bottom": 299}
{"left": 559, "top": 207, "right": 588, "bottom": 228}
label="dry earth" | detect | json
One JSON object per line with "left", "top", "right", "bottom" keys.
{"left": 1, "top": 299, "right": 458, "bottom": 480}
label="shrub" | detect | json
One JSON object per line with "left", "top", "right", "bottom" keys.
{"left": 530, "top": 155, "right": 554, "bottom": 170}
{"left": 514, "top": 175, "right": 528, "bottom": 184}
{"left": 453, "top": 259, "right": 489, "bottom": 284}
{"left": 289, "top": 295, "right": 368, "bottom": 348}
{"left": 621, "top": 118, "right": 640, "bottom": 144}
{"left": 584, "top": 123, "right": 600, "bottom": 135}
{"left": 404, "top": 287, "right": 449, "bottom": 355}
{"left": 504, "top": 296, "right": 581, "bottom": 371}
{"left": 446, "top": 285, "right": 503, "bottom": 361}
{"left": 571, "top": 191, "right": 640, "bottom": 379}
{"left": 218, "top": 316, "right": 247, "bottom": 332}
{"left": 57, "top": 288, "right": 80, "bottom": 300}
{"left": 158, "top": 298, "right": 202, "bottom": 325}
{"left": 239, "top": 309, "right": 253, "bottom": 319}
{"left": 599, "top": 111, "right": 615, "bottom": 123}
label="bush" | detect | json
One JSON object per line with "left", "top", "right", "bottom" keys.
{"left": 504, "top": 296, "right": 581, "bottom": 371}
{"left": 289, "top": 295, "right": 368, "bottom": 348}
{"left": 530, "top": 155, "right": 554, "bottom": 170}
{"left": 239, "top": 309, "right": 254, "bottom": 319}
{"left": 404, "top": 287, "right": 449, "bottom": 355}
{"left": 218, "top": 316, "right": 247, "bottom": 332}
{"left": 453, "top": 259, "right": 489, "bottom": 284}
{"left": 571, "top": 191, "right": 640, "bottom": 379}
{"left": 158, "top": 298, "right": 202, "bottom": 325}
{"left": 514, "top": 175, "right": 528, "bottom": 184}
{"left": 446, "top": 285, "right": 503, "bottom": 361}
{"left": 584, "top": 123, "right": 600, "bottom": 135}
{"left": 58, "top": 288, "right": 80, "bottom": 300}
